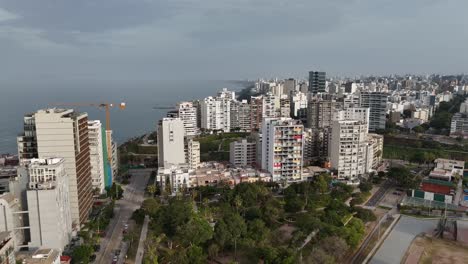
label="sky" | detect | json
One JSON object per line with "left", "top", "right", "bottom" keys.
{"left": 0, "top": 0, "right": 467, "bottom": 81}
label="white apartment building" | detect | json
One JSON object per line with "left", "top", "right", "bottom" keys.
{"left": 174, "top": 102, "right": 199, "bottom": 137}
{"left": 17, "top": 109, "right": 92, "bottom": 226}
{"left": 450, "top": 112, "right": 468, "bottom": 138}
{"left": 230, "top": 100, "right": 251, "bottom": 132}
{"left": 88, "top": 121, "right": 105, "bottom": 194}
{"left": 263, "top": 93, "right": 277, "bottom": 119}
{"left": 334, "top": 107, "right": 370, "bottom": 130}
{"left": 185, "top": 139, "right": 200, "bottom": 170}
{"left": 359, "top": 92, "right": 388, "bottom": 131}
{"left": 365, "top": 134, "right": 384, "bottom": 173}
{"left": 157, "top": 165, "right": 193, "bottom": 194}
{"left": 26, "top": 158, "right": 72, "bottom": 252}
{"left": 261, "top": 118, "right": 304, "bottom": 183}
{"left": 330, "top": 120, "right": 368, "bottom": 184}
{"left": 229, "top": 139, "right": 257, "bottom": 167}
{"left": 200, "top": 96, "right": 232, "bottom": 132}
{"left": 158, "top": 118, "right": 186, "bottom": 167}
{"left": 290, "top": 91, "right": 308, "bottom": 118}
{"left": 0, "top": 193, "right": 24, "bottom": 250}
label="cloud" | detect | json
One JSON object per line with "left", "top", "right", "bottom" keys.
{"left": 0, "top": 7, "right": 18, "bottom": 22}
{"left": 0, "top": 0, "right": 466, "bottom": 81}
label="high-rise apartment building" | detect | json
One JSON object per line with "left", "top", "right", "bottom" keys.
{"left": 157, "top": 118, "right": 185, "bottom": 167}
{"left": 308, "top": 71, "right": 326, "bottom": 94}
{"left": 26, "top": 158, "right": 72, "bottom": 251}
{"left": 229, "top": 139, "right": 257, "bottom": 167}
{"left": 290, "top": 91, "right": 308, "bottom": 118}
{"left": 88, "top": 121, "right": 105, "bottom": 194}
{"left": 261, "top": 118, "right": 304, "bottom": 183}
{"left": 303, "top": 128, "right": 331, "bottom": 165}
{"left": 250, "top": 96, "right": 263, "bottom": 131}
{"left": 230, "top": 100, "right": 251, "bottom": 132}
{"left": 365, "top": 134, "right": 384, "bottom": 173}
{"left": 200, "top": 95, "right": 232, "bottom": 132}
{"left": 329, "top": 120, "right": 367, "bottom": 184}
{"left": 17, "top": 109, "right": 92, "bottom": 225}
{"left": 263, "top": 93, "right": 277, "bottom": 119}
{"left": 334, "top": 107, "right": 370, "bottom": 131}
{"left": 169, "top": 102, "right": 199, "bottom": 137}
{"left": 359, "top": 92, "right": 388, "bottom": 131}
{"left": 279, "top": 97, "right": 291, "bottom": 118}
{"left": 185, "top": 139, "right": 200, "bottom": 170}
{"left": 307, "top": 98, "right": 342, "bottom": 129}
{"left": 450, "top": 113, "right": 468, "bottom": 138}
{"left": 283, "top": 78, "right": 297, "bottom": 95}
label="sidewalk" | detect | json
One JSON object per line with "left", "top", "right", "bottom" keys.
{"left": 135, "top": 215, "right": 150, "bottom": 264}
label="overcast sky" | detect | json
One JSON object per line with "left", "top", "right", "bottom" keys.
{"left": 0, "top": 0, "right": 467, "bottom": 81}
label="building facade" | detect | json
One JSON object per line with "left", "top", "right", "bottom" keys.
{"left": 88, "top": 121, "right": 105, "bottom": 194}
{"left": 329, "top": 120, "right": 368, "bottom": 184}
{"left": 261, "top": 118, "right": 304, "bottom": 183}
{"left": 308, "top": 71, "right": 326, "bottom": 94}
{"left": 359, "top": 92, "right": 388, "bottom": 131}
{"left": 185, "top": 139, "right": 200, "bottom": 170}
{"left": 307, "top": 98, "right": 342, "bottom": 129}
{"left": 158, "top": 118, "right": 186, "bottom": 167}
{"left": 0, "top": 193, "right": 24, "bottom": 250}
{"left": 26, "top": 158, "right": 72, "bottom": 251}
{"left": 17, "top": 109, "right": 92, "bottom": 226}
{"left": 229, "top": 139, "right": 257, "bottom": 167}
{"left": 230, "top": 100, "right": 251, "bottom": 132}
{"left": 176, "top": 102, "right": 199, "bottom": 137}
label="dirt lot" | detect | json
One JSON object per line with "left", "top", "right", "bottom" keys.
{"left": 403, "top": 235, "right": 468, "bottom": 264}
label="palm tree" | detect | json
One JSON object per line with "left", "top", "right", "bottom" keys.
{"left": 147, "top": 185, "right": 156, "bottom": 197}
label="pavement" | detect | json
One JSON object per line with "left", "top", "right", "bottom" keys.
{"left": 365, "top": 180, "right": 392, "bottom": 207}
{"left": 94, "top": 169, "right": 151, "bottom": 264}
{"left": 370, "top": 216, "right": 437, "bottom": 264}
{"left": 135, "top": 215, "right": 150, "bottom": 264}
{"left": 454, "top": 178, "right": 463, "bottom": 206}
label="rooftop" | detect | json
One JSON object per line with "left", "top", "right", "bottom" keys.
{"left": 21, "top": 248, "right": 60, "bottom": 264}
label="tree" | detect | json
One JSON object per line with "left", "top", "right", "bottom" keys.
{"left": 141, "top": 198, "right": 159, "bottom": 216}
{"left": 413, "top": 125, "right": 426, "bottom": 133}
{"left": 354, "top": 207, "right": 377, "bottom": 223}
{"left": 177, "top": 216, "right": 213, "bottom": 246}
{"left": 410, "top": 151, "right": 426, "bottom": 164}
{"left": 387, "top": 167, "right": 420, "bottom": 189}
{"left": 72, "top": 245, "right": 93, "bottom": 264}
{"left": 207, "top": 243, "right": 220, "bottom": 259}
{"left": 186, "top": 245, "right": 207, "bottom": 264}
{"left": 307, "top": 248, "right": 335, "bottom": 264}
{"left": 147, "top": 185, "right": 157, "bottom": 197}
{"left": 358, "top": 181, "right": 372, "bottom": 193}
{"left": 314, "top": 174, "right": 330, "bottom": 194}
{"left": 320, "top": 236, "right": 349, "bottom": 260}
{"left": 156, "top": 199, "right": 193, "bottom": 237}
{"left": 214, "top": 213, "right": 246, "bottom": 259}
{"left": 247, "top": 219, "right": 269, "bottom": 244}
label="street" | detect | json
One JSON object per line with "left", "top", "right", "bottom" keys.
{"left": 94, "top": 169, "right": 151, "bottom": 264}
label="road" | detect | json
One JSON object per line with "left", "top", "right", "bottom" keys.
{"left": 135, "top": 215, "right": 150, "bottom": 264}
{"left": 370, "top": 216, "right": 437, "bottom": 264}
{"left": 94, "top": 169, "right": 151, "bottom": 264}
{"left": 365, "top": 181, "right": 392, "bottom": 207}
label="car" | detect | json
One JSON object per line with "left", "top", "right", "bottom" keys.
{"left": 393, "top": 191, "right": 399, "bottom": 195}
{"left": 124, "top": 224, "right": 129, "bottom": 229}
{"left": 90, "top": 255, "right": 96, "bottom": 262}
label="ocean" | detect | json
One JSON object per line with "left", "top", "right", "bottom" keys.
{"left": 0, "top": 79, "right": 246, "bottom": 154}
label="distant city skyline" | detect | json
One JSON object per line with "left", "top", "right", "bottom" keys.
{"left": 0, "top": 0, "right": 468, "bottom": 81}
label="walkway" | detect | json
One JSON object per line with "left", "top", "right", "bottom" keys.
{"left": 135, "top": 215, "right": 150, "bottom": 264}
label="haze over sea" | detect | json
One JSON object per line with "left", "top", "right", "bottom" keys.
{"left": 0, "top": 80, "right": 245, "bottom": 154}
